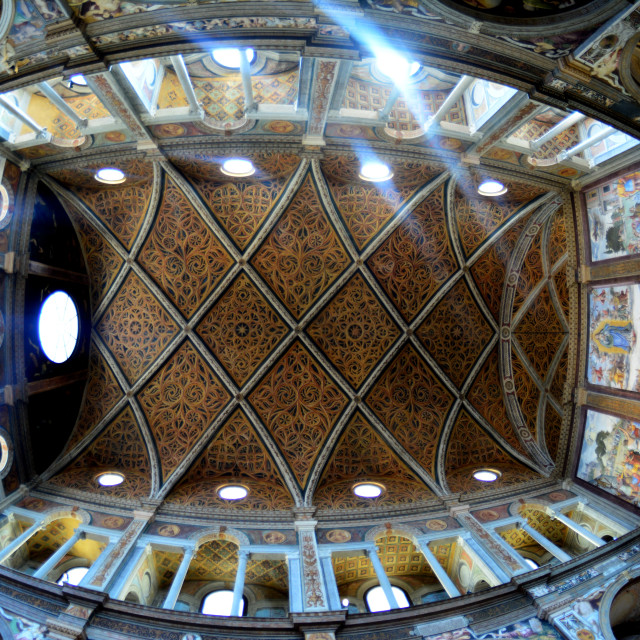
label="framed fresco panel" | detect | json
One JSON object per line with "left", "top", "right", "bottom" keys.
{"left": 576, "top": 408, "right": 640, "bottom": 509}
{"left": 587, "top": 282, "right": 640, "bottom": 393}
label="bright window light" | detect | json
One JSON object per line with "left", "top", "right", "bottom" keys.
{"left": 221, "top": 158, "right": 255, "bottom": 177}
{"left": 359, "top": 161, "right": 393, "bottom": 182}
{"left": 97, "top": 472, "right": 125, "bottom": 487}
{"left": 38, "top": 291, "right": 79, "bottom": 363}
{"left": 95, "top": 167, "right": 126, "bottom": 184}
{"left": 218, "top": 485, "right": 248, "bottom": 500}
{"left": 69, "top": 74, "right": 87, "bottom": 86}
{"left": 57, "top": 566, "right": 89, "bottom": 586}
{"left": 353, "top": 482, "right": 384, "bottom": 498}
{"left": 477, "top": 180, "right": 507, "bottom": 196}
{"left": 212, "top": 48, "right": 255, "bottom": 69}
{"left": 376, "top": 52, "right": 420, "bottom": 81}
{"left": 366, "top": 586, "right": 410, "bottom": 612}
{"left": 473, "top": 469, "right": 500, "bottom": 482}
{"left": 341, "top": 598, "right": 349, "bottom": 607}
{"left": 524, "top": 558, "right": 539, "bottom": 570}
{"left": 201, "top": 590, "right": 244, "bottom": 616}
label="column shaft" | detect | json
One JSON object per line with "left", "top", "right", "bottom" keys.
{"left": 34, "top": 530, "right": 83, "bottom": 580}
{"left": 0, "top": 520, "right": 42, "bottom": 565}
{"left": 416, "top": 540, "right": 461, "bottom": 598}
{"left": 231, "top": 550, "right": 249, "bottom": 616}
{"left": 80, "top": 540, "right": 116, "bottom": 588}
{"left": 287, "top": 555, "right": 304, "bottom": 613}
{"left": 162, "top": 547, "right": 194, "bottom": 610}
{"left": 552, "top": 512, "right": 604, "bottom": 548}
{"left": 108, "top": 544, "right": 147, "bottom": 599}
{"left": 319, "top": 554, "right": 342, "bottom": 611}
{"left": 520, "top": 522, "right": 571, "bottom": 563}
{"left": 367, "top": 548, "right": 399, "bottom": 609}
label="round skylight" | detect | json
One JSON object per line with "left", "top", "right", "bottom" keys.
{"left": 477, "top": 179, "right": 507, "bottom": 196}
{"left": 97, "top": 472, "right": 125, "bottom": 487}
{"left": 212, "top": 48, "right": 255, "bottom": 69}
{"left": 352, "top": 482, "right": 384, "bottom": 498}
{"left": 217, "top": 484, "right": 249, "bottom": 500}
{"left": 95, "top": 167, "right": 126, "bottom": 184}
{"left": 221, "top": 158, "right": 255, "bottom": 177}
{"left": 376, "top": 54, "right": 420, "bottom": 80}
{"left": 473, "top": 469, "right": 501, "bottom": 483}
{"left": 38, "top": 291, "right": 79, "bottom": 363}
{"left": 359, "top": 161, "right": 393, "bottom": 182}
{"left": 69, "top": 74, "right": 87, "bottom": 86}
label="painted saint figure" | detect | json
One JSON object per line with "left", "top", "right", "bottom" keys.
{"left": 592, "top": 320, "right": 635, "bottom": 354}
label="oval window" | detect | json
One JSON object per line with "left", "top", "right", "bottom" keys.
{"left": 38, "top": 291, "right": 79, "bottom": 363}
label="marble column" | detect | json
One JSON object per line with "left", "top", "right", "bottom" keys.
{"left": 366, "top": 546, "right": 399, "bottom": 609}
{"left": 519, "top": 521, "right": 572, "bottom": 563}
{"left": 318, "top": 550, "right": 342, "bottom": 611}
{"left": 287, "top": 553, "right": 303, "bottom": 613}
{"left": 231, "top": 549, "right": 249, "bottom": 617}
{"left": 34, "top": 529, "right": 84, "bottom": 580}
{"left": 460, "top": 534, "right": 509, "bottom": 584}
{"left": 415, "top": 539, "right": 461, "bottom": 598}
{"left": 80, "top": 539, "right": 117, "bottom": 588}
{"left": 0, "top": 519, "right": 42, "bottom": 565}
{"left": 296, "top": 521, "right": 329, "bottom": 611}
{"left": 549, "top": 510, "right": 604, "bottom": 548}
{"left": 108, "top": 544, "right": 147, "bottom": 599}
{"left": 162, "top": 546, "right": 195, "bottom": 610}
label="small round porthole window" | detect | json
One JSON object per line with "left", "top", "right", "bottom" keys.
{"left": 0, "top": 180, "right": 14, "bottom": 230}
{"left": 38, "top": 291, "right": 79, "bottom": 363}
{"left": 0, "top": 433, "right": 9, "bottom": 474}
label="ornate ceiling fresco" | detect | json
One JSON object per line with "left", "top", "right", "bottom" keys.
{"left": 1, "top": 0, "right": 639, "bottom": 523}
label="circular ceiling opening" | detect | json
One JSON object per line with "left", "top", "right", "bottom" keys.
{"left": 359, "top": 161, "right": 393, "bottom": 182}
{"left": 473, "top": 469, "right": 501, "bottom": 482}
{"left": 217, "top": 484, "right": 249, "bottom": 500}
{"left": 97, "top": 471, "right": 125, "bottom": 487}
{"left": 212, "top": 48, "right": 255, "bottom": 69}
{"left": 38, "top": 291, "right": 79, "bottom": 364}
{"left": 352, "top": 482, "right": 385, "bottom": 498}
{"left": 477, "top": 180, "right": 507, "bottom": 196}
{"left": 221, "top": 158, "right": 255, "bottom": 177}
{"left": 95, "top": 167, "right": 126, "bottom": 184}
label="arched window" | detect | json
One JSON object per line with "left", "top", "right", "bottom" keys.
{"left": 57, "top": 566, "right": 89, "bottom": 586}
{"left": 201, "top": 590, "right": 245, "bottom": 617}
{"left": 365, "top": 585, "right": 411, "bottom": 612}
{"left": 524, "top": 558, "right": 539, "bottom": 570}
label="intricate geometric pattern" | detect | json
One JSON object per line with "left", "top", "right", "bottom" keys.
{"left": 368, "top": 183, "right": 458, "bottom": 322}
{"left": 454, "top": 174, "right": 545, "bottom": 257}
{"left": 513, "top": 227, "right": 544, "bottom": 316}
{"left": 515, "top": 286, "right": 567, "bottom": 381}
{"left": 553, "top": 269, "right": 570, "bottom": 322}
{"left": 550, "top": 346, "right": 568, "bottom": 403}
{"left": 138, "top": 176, "right": 234, "bottom": 318}
{"left": 544, "top": 403, "right": 562, "bottom": 461}
{"left": 192, "top": 76, "right": 245, "bottom": 121}
{"left": 50, "top": 159, "right": 154, "bottom": 250}
{"left": 245, "top": 558, "right": 289, "bottom": 591}
{"left": 65, "top": 205, "right": 124, "bottom": 313}
{"left": 320, "top": 156, "right": 441, "bottom": 249}
{"left": 444, "top": 410, "right": 539, "bottom": 494}
{"left": 66, "top": 347, "right": 123, "bottom": 452}
{"left": 366, "top": 344, "right": 454, "bottom": 478}
{"left": 49, "top": 407, "right": 151, "bottom": 499}
{"left": 197, "top": 273, "right": 289, "bottom": 387}
{"left": 467, "top": 348, "right": 527, "bottom": 455}
{"left": 511, "top": 354, "right": 540, "bottom": 439}
{"left": 165, "top": 408, "right": 294, "bottom": 510}
{"left": 97, "top": 272, "right": 179, "bottom": 384}
{"left": 23, "top": 518, "right": 86, "bottom": 564}
{"left": 249, "top": 341, "right": 347, "bottom": 488}
{"left": 417, "top": 279, "right": 493, "bottom": 388}
{"left": 548, "top": 207, "right": 567, "bottom": 267}
{"left": 470, "top": 214, "right": 531, "bottom": 321}
{"left": 187, "top": 540, "right": 238, "bottom": 581}
{"left": 137, "top": 341, "right": 231, "bottom": 483}
{"left": 515, "top": 506, "right": 568, "bottom": 547}
{"left": 169, "top": 152, "right": 301, "bottom": 250}
{"left": 314, "top": 411, "right": 434, "bottom": 509}
{"left": 252, "top": 173, "right": 351, "bottom": 319}
{"left": 307, "top": 274, "right": 400, "bottom": 389}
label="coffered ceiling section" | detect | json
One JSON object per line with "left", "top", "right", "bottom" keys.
{"left": 46, "top": 152, "right": 570, "bottom": 512}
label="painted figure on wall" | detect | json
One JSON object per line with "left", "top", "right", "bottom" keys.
{"left": 586, "top": 171, "right": 640, "bottom": 261}
{"left": 577, "top": 410, "right": 640, "bottom": 508}
{"left": 588, "top": 285, "right": 639, "bottom": 392}
{"left": 424, "top": 618, "right": 562, "bottom": 640}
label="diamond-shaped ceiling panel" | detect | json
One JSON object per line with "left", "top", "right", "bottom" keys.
{"left": 197, "top": 273, "right": 289, "bottom": 387}
{"left": 96, "top": 272, "right": 179, "bottom": 384}
{"left": 366, "top": 343, "right": 455, "bottom": 479}
{"left": 417, "top": 278, "right": 493, "bottom": 389}
{"left": 368, "top": 182, "right": 458, "bottom": 322}
{"left": 137, "top": 340, "right": 231, "bottom": 484}
{"left": 251, "top": 171, "right": 352, "bottom": 320}
{"left": 138, "top": 176, "right": 234, "bottom": 318}
{"left": 307, "top": 273, "right": 401, "bottom": 389}
{"left": 249, "top": 340, "right": 348, "bottom": 489}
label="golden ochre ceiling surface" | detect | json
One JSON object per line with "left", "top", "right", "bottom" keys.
{"left": 45, "top": 152, "right": 570, "bottom": 513}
